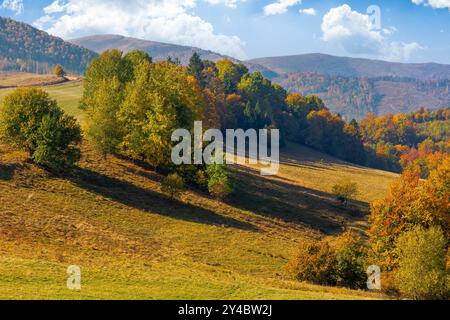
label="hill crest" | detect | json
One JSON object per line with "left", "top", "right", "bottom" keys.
{"left": 0, "top": 16, "right": 97, "bottom": 75}
{"left": 248, "top": 53, "right": 450, "bottom": 80}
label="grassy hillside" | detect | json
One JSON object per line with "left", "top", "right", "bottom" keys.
{"left": 0, "top": 80, "right": 84, "bottom": 121}
{"left": 0, "top": 78, "right": 397, "bottom": 299}
{"left": 0, "top": 141, "right": 395, "bottom": 300}
{"left": 0, "top": 72, "right": 69, "bottom": 88}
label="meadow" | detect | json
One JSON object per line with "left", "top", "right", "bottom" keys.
{"left": 0, "top": 77, "right": 397, "bottom": 300}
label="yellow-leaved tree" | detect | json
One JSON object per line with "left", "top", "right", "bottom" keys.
{"left": 368, "top": 156, "right": 449, "bottom": 271}
{"left": 118, "top": 61, "right": 204, "bottom": 168}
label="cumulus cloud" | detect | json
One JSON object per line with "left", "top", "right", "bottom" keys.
{"left": 205, "top": 0, "right": 245, "bottom": 8}
{"left": 34, "top": 0, "right": 246, "bottom": 59}
{"left": 411, "top": 0, "right": 450, "bottom": 10}
{"left": 264, "top": 0, "right": 301, "bottom": 16}
{"left": 1, "top": 0, "right": 24, "bottom": 14}
{"left": 299, "top": 8, "right": 316, "bottom": 16}
{"left": 321, "top": 4, "right": 422, "bottom": 61}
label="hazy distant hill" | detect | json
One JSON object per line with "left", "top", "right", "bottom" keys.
{"left": 276, "top": 72, "right": 449, "bottom": 119}
{"left": 70, "top": 34, "right": 233, "bottom": 65}
{"left": 249, "top": 53, "right": 450, "bottom": 80}
{"left": 0, "top": 16, "right": 97, "bottom": 74}
{"left": 249, "top": 54, "right": 450, "bottom": 119}
{"left": 69, "top": 34, "right": 274, "bottom": 76}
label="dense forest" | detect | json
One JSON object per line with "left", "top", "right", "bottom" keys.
{"left": 274, "top": 72, "right": 450, "bottom": 120}
{"left": 361, "top": 108, "right": 450, "bottom": 175}
{"left": 0, "top": 17, "right": 97, "bottom": 74}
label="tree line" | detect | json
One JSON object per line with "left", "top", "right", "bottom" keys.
{"left": 1, "top": 50, "right": 448, "bottom": 187}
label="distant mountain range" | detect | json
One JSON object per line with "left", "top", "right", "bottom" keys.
{"left": 249, "top": 53, "right": 450, "bottom": 80}
{"left": 70, "top": 34, "right": 234, "bottom": 66}
{"left": 249, "top": 54, "right": 450, "bottom": 119}
{"left": 0, "top": 15, "right": 448, "bottom": 119}
{"left": 69, "top": 34, "right": 273, "bottom": 76}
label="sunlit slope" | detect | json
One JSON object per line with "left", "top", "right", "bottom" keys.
{"left": 0, "top": 80, "right": 84, "bottom": 121}
{"left": 0, "top": 140, "right": 393, "bottom": 299}
{"left": 243, "top": 142, "right": 397, "bottom": 204}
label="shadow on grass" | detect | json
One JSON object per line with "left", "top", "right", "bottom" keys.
{"left": 0, "top": 164, "right": 16, "bottom": 181}
{"left": 68, "top": 166, "right": 257, "bottom": 232}
{"left": 228, "top": 166, "right": 368, "bottom": 235}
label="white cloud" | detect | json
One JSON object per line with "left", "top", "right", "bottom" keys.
{"left": 299, "top": 8, "right": 316, "bottom": 16}
{"left": 411, "top": 0, "right": 450, "bottom": 10}
{"left": 321, "top": 4, "right": 422, "bottom": 61}
{"left": 205, "top": 0, "right": 245, "bottom": 9}
{"left": 34, "top": 0, "right": 246, "bottom": 59}
{"left": 1, "top": 0, "right": 23, "bottom": 14}
{"left": 43, "top": 0, "right": 69, "bottom": 14}
{"left": 264, "top": 0, "right": 301, "bottom": 16}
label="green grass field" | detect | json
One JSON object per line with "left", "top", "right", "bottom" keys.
{"left": 0, "top": 76, "right": 396, "bottom": 300}
{"left": 0, "top": 80, "right": 84, "bottom": 121}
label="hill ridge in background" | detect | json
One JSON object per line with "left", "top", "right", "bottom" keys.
{"left": 0, "top": 16, "right": 98, "bottom": 75}
{"left": 70, "top": 34, "right": 235, "bottom": 65}
{"left": 249, "top": 53, "right": 450, "bottom": 119}
{"left": 69, "top": 34, "right": 275, "bottom": 76}
{"left": 248, "top": 53, "right": 450, "bottom": 80}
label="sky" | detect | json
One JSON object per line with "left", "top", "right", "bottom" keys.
{"left": 1, "top": 0, "right": 449, "bottom": 63}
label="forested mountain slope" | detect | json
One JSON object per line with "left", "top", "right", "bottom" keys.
{"left": 0, "top": 16, "right": 97, "bottom": 74}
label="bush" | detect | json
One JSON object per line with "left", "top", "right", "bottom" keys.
{"left": 332, "top": 180, "right": 358, "bottom": 206}
{"left": 286, "top": 232, "right": 367, "bottom": 289}
{"left": 0, "top": 88, "right": 81, "bottom": 171}
{"left": 285, "top": 237, "right": 336, "bottom": 286}
{"left": 206, "top": 163, "right": 234, "bottom": 199}
{"left": 395, "top": 226, "right": 448, "bottom": 300}
{"left": 161, "top": 173, "right": 185, "bottom": 199}
{"left": 332, "top": 231, "right": 367, "bottom": 289}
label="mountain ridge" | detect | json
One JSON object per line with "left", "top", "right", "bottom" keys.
{"left": 0, "top": 16, "right": 97, "bottom": 74}
{"left": 70, "top": 34, "right": 235, "bottom": 65}
{"left": 249, "top": 53, "right": 450, "bottom": 81}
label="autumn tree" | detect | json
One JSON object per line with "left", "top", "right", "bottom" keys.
{"left": 162, "top": 173, "right": 185, "bottom": 200}
{"left": 81, "top": 49, "right": 144, "bottom": 158}
{"left": 368, "top": 157, "right": 450, "bottom": 271}
{"left": 187, "top": 52, "right": 206, "bottom": 88}
{"left": 118, "top": 61, "right": 203, "bottom": 168}
{"left": 216, "top": 59, "right": 248, "bottom": 94}
{"left": 206, "top": 163, "right": 234, "bottom": 199}
{"left": 395, "top": 226, "right": 448, "bottom": 300}
{"left": 238, "top": 72, "right": 285, "bottom": 129}
{"left": 85, "top": 78, "right": 124, "bottom": 158}
{"left": 332, "top": 180, "right": 358, "bottom": 206}
{"left": 0, "top": 88, "right": 81, "bottom": 171}
{"left": 54, "top": 64, "right": 66, "bottom": 77}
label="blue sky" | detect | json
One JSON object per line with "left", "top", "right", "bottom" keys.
{"left": 1, "top": 0, "right": 449, "bottom": 63}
